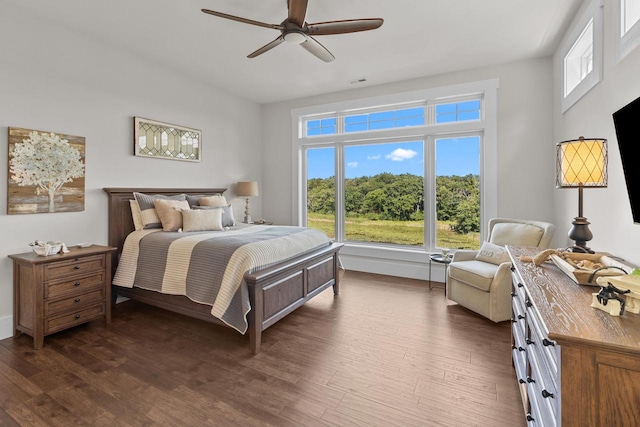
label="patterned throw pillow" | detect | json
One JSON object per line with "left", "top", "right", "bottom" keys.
{"left": 182, "top": 208, "right": 224, "bottom": 232}
{"left": 193, "top": 205, "right": 235, "bottom": 227}
{"left": 475, "top": 241, "right": 511, "bottom": 265}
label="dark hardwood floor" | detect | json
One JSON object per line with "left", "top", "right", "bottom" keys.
{"left": 0, "top": 271, "right": 525, "bottom": 426}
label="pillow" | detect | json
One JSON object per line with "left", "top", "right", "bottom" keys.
{"left": 133, "top": 192, "right": 186, "bottom": 229}
{"left": 185, "top": 194, "right": 210, "bottom": 208}
{"left": 198, "top": 195, "right": 228, "bottom": 207}
{"left": 129, "top": 200, "right": 143, "bottom": 231}
{"left": 182, "top": 208, "right": 224, "bottom": 232}
{"left": 490, "top": 223, "right": 544, "bottom": 247}
{"left": 153, "top": 199, "right": 190, "bottom": 231}
{"left": 193, "top": 205, "right": 235, "bottom": 227}
{"left": 475, "top": 241, "right": 511, "bottom": 265}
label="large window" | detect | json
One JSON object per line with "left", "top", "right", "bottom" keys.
{"left": 293, "top": 80, "right": 497, "bottom": 255}
{"left": 559, "top": 0, "right": 603, "bottom": 113}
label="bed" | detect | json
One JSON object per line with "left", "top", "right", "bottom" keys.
{"left": 103, "top": 187, "right": 343, "bottom": 354}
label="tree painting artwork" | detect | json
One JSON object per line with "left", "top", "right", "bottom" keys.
{"left": 8, "top": 127, "right": 85, "bottom": 214}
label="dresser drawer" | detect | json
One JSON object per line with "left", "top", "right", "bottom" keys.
{"left": 45, "top": 303, "right": 105, "bottom": 334}
{"left": 44, "top": 255, "right": 105, "bottom": 281}
{"left": 45, "top": 272, "right": 104, "bottom": 300}
{"left": 45, "top": 288, "right": 104, "bottom": 317}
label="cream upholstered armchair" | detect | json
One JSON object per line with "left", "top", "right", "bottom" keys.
{"left": 446, "top": 218, "right": 555, "bottom": 322}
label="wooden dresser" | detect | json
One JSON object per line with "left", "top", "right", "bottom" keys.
{"left": 9, "top": 245, "right": 117, "bottom": 349}
{"left": 507, "top": 246, "right": 640, "bottom": 427}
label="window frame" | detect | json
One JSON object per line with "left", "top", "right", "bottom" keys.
{"left": 559, "top": 0, "right": 604, "bottom": 113}
{"left": 614, "top": 0, "right": 640, "bottom": 63}
{"left": 291, "top": 79, "right": 498, "bottom": 256}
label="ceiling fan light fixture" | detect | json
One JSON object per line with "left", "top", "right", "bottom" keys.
{"left": 283, "top": 31, "right": 307, "bottom": 44}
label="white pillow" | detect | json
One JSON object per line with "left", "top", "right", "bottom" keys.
{"left": 475, "top": 241, "right": 511, "bottom": 265}
{"left": 181, "top": 208, "right": 224, "bottom": 232}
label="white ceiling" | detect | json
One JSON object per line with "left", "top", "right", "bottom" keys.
{"left": 10, "top": 0, "right": 583, "bottom": 104}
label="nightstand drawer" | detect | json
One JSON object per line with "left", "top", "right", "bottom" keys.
{"left": 45, "top": 272, "right": 104, "bottom": 300}
{"left": 45, "top": 288, "right": 104, "bottom": 317}
{"left": 44, "top": 255, "right": 105, "bottom": 280}
{"left": 45, "top": 303, "right": 105, "bottom": 334}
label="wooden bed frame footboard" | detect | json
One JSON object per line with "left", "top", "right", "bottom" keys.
{"left": 103, "top": 187, "right": 343, "bottom": 354}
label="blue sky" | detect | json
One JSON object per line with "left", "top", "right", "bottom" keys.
{"left": 307, "top": 137, "right": 480, "bottom": 179}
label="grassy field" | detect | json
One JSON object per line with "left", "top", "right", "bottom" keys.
{"left": 308, "top": 213, "right": 480, "bottom": 249}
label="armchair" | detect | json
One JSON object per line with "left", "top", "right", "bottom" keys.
{"left": 446, "top": 218, "right": 555, "bottom": 322}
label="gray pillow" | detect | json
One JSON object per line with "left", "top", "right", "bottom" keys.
{"left": 193, "top": 205, "right": 236, "bottom": 227}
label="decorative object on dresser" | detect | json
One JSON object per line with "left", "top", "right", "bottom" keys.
{"left": 133, "top": 117, "right": 201, "bottom": 162}
{"left": 103, "top": 187, "right": 343, "bottom": 354}
{"left": 235, "top": 181, "right": 259, "bottom": 223}
{"left": 9, "top": 245, "right": 117, "bottom": 349}
{"left": 508, "top": 245, "right": 640, "bottom": 426}
{"left": 447, "top": 218, "right": 555, "bottom": 322}
{"left": 556, "top": 136, "right": 608, "bottom": 253}
{"left": 8, "top": 127, "right": 85, "bottom": 214}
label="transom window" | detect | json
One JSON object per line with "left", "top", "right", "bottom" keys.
{"left": 615, "top": 0, "right": 640, "bottom": 62}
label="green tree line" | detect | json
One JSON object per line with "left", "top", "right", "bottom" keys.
{"left": 307, "top": 173, "right": 480, "bottom": 234}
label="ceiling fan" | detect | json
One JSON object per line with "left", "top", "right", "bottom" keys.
{"left": 201, "top": 0, "right": 383, "bottom": 62}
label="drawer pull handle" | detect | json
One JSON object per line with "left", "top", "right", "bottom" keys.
{"left": 518, "top": 378, "right": 525, "bottom": 384}
{"left": 525, "top": 300, "right": 533, "bottom": 308}
{"left": 511, "top": 291, "right": 516, "bottom": 297}
{"left": 74, "top": 282, "right": 81, "bottom": 287}
{"left": 543, "top": 338, "right": 556, "bottom": 347}
{"left": 517, "top": 282, "right": 523, "bottom": 288}
{"left": 526, "top": 414, "right": 534, "bottom": 422}
{"left": 74, "top": 314, "right": 81, "bottom": 319}
{"left": 74, "top": 266, "right": 80, "bottom": 270}
{"left": 526, "top": 338, "right": 535, "bottom": 345}
{"left": 542, "top": 389, "right": 554, "bottom": 399}
{"left": 517, "top": 346, "right": 525, "bottom": 352}
{"left": 74, "top": 298, "right": 81, "bottom": 303}
{"left": 510, "top": 266, "right": 515, "bottom": 272}
{"left": 527, "top": 377, "right": 535, "bottom": 383}
{"left": 517, "top": 314, "right": 525, "bottom": 320}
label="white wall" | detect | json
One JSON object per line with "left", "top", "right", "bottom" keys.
{"left": 0, "top": 3, "right": 263, "bottom": 337}
{"left": 553, "top": 0, "right": 640, "bottom": 267}
{"left": 261, "top": 57, "right": 557, "bottom": 272}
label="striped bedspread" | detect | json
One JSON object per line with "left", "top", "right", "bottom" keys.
{"left": 113, "top": 224, "right": 332, "bottom": 333}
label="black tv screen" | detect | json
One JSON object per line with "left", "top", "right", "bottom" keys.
{"left": 613, "top": 96, "right": 640, "bottom": 224}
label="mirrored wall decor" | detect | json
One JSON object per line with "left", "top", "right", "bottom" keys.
{"left": 134, "top": 117, "right": 201, "bottom": 162}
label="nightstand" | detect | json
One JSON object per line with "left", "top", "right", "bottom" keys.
{"left": 9, "top": 245, "right": 117, "bottom": 349}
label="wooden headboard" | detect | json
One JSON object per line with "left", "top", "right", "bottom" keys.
{"left": 102, "top": 187, "right": 227, "bottom": 270}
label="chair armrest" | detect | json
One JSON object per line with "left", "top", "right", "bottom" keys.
{"left": 491, "top": 261, "right": 514, "bottom": 288}
{"left": 451, "top": 250, "right": 478, "bottom": 262}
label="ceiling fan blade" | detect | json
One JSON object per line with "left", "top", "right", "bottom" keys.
{"left": 247, "top": 36, "right": 285, "bottom": 58}
{"left": 300, "top": 36, "right": 335, "bottom": 62}
{"left": 201, "top": 9, "right": 284, "bottom": 31}
{"left": 307, "top": 18, "right": 384, "bottom": 36}
{"left": 288, "top": 0, "right": 308, "bottom": 27}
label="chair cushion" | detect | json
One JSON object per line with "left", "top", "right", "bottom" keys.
{"left": 490, "top": 223, "right": 544, "bottom": 247}
{"left": 449, "top": 260, "right": 498, "bottom": 292}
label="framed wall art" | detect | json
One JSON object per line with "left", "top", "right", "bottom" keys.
{"left": 134, "top": 117, "right": 201, "bottom": 162}
{"left": 8, "top": 127, "right": 85, "bottom": 214}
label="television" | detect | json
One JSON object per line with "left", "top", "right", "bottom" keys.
{"left": 613, "top": 95, "right": 640, "bottom": 225}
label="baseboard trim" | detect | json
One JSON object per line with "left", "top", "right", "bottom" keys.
{"left": 340, "top": 254, "right": 447, "bottom": 282}
{"left": 0, "top": 315, "right": 13, "bottom": 341}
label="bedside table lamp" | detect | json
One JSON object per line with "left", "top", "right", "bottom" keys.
{"left": 556, "top": 136, "right": 608, "bottom": 253}
{"left": 236, "top": 181, "right": 259, "bottom": 223}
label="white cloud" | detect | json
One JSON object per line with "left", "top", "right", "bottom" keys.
{"left": 367, "top": 155, "right": 381, "bottom": 160}
{"left": 347, "top": 161, "right": 358, "bottom": 168}
{"left": 386, "top": 148, "right": 418, "bottom": 161}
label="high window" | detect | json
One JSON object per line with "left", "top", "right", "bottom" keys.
{"left": 559, "top": 0, "right": 603, "bottom": 113}
{"left": 293, "top": 80, "right": 498, "bottom": 256}
{"left": 614, "top": 0, "right": 640, "bottom": 62}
